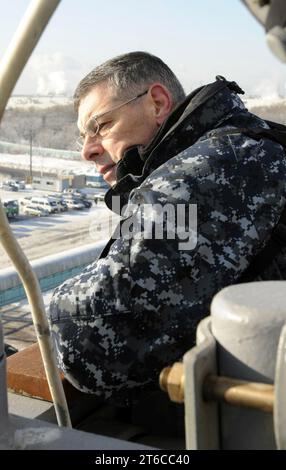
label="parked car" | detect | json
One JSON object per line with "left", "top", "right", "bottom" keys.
{"left": 12, "top": 180, "right": 25, "bottom": 190}
{"left": 20, "top": 196, "right": 32, "bottom": 206}
{"left": 1, "top": 183, "right": 18, "bottom": 192}
{"left": 4, "top": 179, "right": 25, "bottom": 190}
{"left": 30, "top": 197, "right": 58, "bottom": 214}
{"left": 73, "top": 197, "right": 92, "bottom": 209}
{"left": 63, "top": 188, "right": 84, "bottom": 197}
{"left": 63, "top": 197, "right": 85, "bottom": 210}
{"left": 23, "top": 204, "right": 49, "bottom": 217}
{"left": 62, "top": 189, "right": 92, "bottom": 208}
{"left": 3, "top": 200, "right": 19, "bottom": 219}
{"left": 48, "top": 194, "right": 68, "bottom": 211}
{"left": 94, "top": 192, "right": 106, "bottom": 203}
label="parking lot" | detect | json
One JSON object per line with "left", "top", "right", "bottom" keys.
{"left": 0, "top": 187, "right": 119, "bottom": 269}
{"left": 1, "top": 185, "right": 105, "bottom": 214}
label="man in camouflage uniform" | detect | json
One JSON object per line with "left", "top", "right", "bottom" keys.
{"left": 49, "top": 51, "right": 286, "bottom": 405}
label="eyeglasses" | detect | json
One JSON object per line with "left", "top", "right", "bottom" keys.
{"left": 76, "top": 89, "right": 148, "bottom": 150}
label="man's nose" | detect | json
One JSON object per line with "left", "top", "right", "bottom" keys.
{"left": 81, "top": 136, "right": 104, "bottom": 161}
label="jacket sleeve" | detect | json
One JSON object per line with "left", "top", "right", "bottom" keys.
{"left": 48, "top": 132, "right": 286, "bottom": 405}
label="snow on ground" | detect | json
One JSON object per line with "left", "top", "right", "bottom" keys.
{"left": 0, "top": 204, "right": 119, "bottom": 269}
{"left": 6, "top": 95, "right": 72, "bottom": 109}
{"left": 7, "top": 93, "right": 286, "bottom": 111}
{"left": 243, "top": 96, "right": 286, "bottom": 109}
{"left": 0, "top": 152, "right": 94, "bottom": 175}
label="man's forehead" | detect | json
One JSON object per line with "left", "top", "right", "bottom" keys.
{"left": 77, "top": 83, "right": 117, "bottom": 130}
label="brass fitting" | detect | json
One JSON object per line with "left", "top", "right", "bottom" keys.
{"left": 159, "top": 362, "right": 184, "bottom": 403}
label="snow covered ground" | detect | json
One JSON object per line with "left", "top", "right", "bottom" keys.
{"left": 0, "top": 204, "right": 119, "bottom": 270}
{"left": 0, "top": 152, "right": 94, "bottom": 176}
{"left": 6, "top": 95, "right": 72, "bottom": 109}
{"left": 244, "top": 96, "right": 286, "bottom": 109}
{"left": 7, "top": 94, "right": 285, "bottom": 110}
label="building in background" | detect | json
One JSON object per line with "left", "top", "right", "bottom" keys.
{"left": 32, "top": 174, "right": 85, "bottom": 192}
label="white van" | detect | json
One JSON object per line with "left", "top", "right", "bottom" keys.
{"left": 30, "top": 197, "right": 58, "bottom": 214}
{"left": 23, "top": 204, "right": 49, "bottom": 217}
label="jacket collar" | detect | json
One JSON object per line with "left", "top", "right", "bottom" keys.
{"left": 105, "top": 77, "right": 245, "bottom": 213}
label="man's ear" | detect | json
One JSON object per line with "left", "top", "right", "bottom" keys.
{"left": 148, "top": 83, "right": 174, "bottom": 125}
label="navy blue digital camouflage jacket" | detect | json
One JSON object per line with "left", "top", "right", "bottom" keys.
{"left": 49, "top": 78, "right": 286, "bottom": 405}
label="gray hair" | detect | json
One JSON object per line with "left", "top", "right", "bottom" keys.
{"left": 73, "top": 51, "right": 186, "bottom": 110}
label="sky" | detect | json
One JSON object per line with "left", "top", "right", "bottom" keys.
{"left": 1, "top": 0, "right": 286, "bottom": 98}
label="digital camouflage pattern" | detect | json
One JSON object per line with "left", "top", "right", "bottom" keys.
{"left": 49, "top": 78, "right": 286, "bottom": 405}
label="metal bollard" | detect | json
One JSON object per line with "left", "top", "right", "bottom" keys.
{"left": 161, "top": 281, "right": 286, "bottom": 449}
{"left": 211, "top": 281, "right": 286, "bottom": 449}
